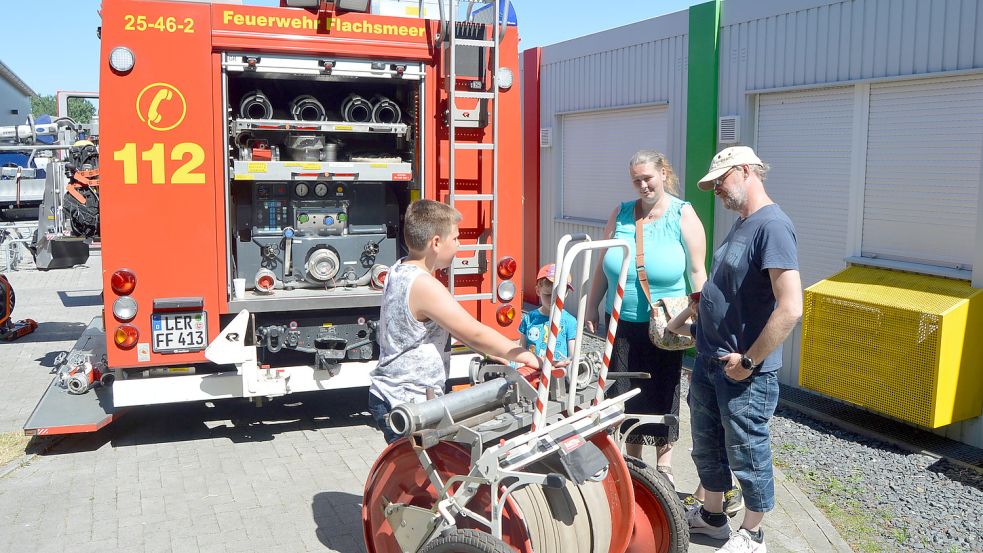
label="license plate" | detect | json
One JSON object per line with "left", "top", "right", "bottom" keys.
{"left": 151, "top": 312, "right": 207, "bottom": 353}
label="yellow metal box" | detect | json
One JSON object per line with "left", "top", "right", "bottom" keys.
{"left": 800, "top": 266, "right": 983, "bottom": 428}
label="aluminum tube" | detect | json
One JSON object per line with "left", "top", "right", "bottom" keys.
{"left": 370, "top": 95, "right": 402, "bottom": 124}
{"left": 289, "top": 95, "right": 326, "bottom": 121}
{"left": 0, "top": 145, "right": 71, "bottom": 152}
{"left": 239, "top": 90, "right": 274, "bottom": 120}
{"left": 341, "top": 94, "right": 372, "bottom": 123}
{"left": 388, "top": 377, "right": 513, "bottom": 436}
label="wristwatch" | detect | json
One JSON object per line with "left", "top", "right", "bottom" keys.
{"left": 740, "top": 354, "right": 756, "bottom": 371}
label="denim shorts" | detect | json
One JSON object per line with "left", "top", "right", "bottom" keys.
{"left": 367, "top": 392, "right": 400, "bottom": 444}
{"left": 689, "top": 354, "right": 780, "bottom": 512}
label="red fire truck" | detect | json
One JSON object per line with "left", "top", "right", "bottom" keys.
{"left": 25, "top": 0, "right": 525, "bottom": 435}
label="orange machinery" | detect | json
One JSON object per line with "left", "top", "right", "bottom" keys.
{"left": 25, "top": 0, "right": 525, "bottom": 435}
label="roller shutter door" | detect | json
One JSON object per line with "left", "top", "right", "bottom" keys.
{"left": 862, "top": 74, "right": 983, "bottom": 270}
{"left": 560, "top": 105, "right": 669, "bottom": 222}
{"left": 755, "top": 87, "right": 855, "bottom": 287}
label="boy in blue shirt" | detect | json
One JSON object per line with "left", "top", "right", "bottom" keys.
{"left": 519, "top": 264, "right": 577, "bottom": 360}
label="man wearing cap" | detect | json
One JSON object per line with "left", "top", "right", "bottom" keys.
{"left": 684, "top": 146, "right": 803, "bottom": 553}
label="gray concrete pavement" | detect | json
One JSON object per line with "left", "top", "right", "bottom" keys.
{"left": 0, "top": 255, "right": 852, "bottom": 553}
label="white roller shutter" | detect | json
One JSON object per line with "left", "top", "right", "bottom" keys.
{"left": 863, "top": 75, "right": 983, "bottom": 269}
{"left": 560, "top": 106, "right": 669, "bottom": 222}
{"left": 755, "top": 87, "right": 855, "bottom": 287}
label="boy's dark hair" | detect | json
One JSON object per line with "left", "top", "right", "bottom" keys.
{"left": 403, "top": 199, "right": 462, "bottom": 251}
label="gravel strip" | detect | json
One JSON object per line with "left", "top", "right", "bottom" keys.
{"left": 770, "top": 404, "right": 983, "bottom": 553}
{"left": 579, "top": 331, "right": 982, "bottom": 552}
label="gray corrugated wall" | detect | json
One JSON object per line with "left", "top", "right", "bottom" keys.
{"left": 720, "top": 0, "right": 983, "bottom": 115}
{"left": 537, "top": 9, "right": 690, "bottom": 313}
{"left": 718, "top": 0, "right": 983, "bottom": 447}
{"left": 716, "top": 0, "right": 983, "bottom": 244}
{"left": 0, "top": 78, "right": 31, "bottom": 127}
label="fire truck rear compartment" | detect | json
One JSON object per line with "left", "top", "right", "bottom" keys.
{"left": 224, "top": 54, "right": 421, "bottom": 306}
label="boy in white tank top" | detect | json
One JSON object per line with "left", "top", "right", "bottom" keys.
{"left": 369, "top": 200, "right": 548, "bottom": 443}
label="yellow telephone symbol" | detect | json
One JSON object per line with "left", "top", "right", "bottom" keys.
{"left": 136, "top": 83, "right": 187, "bottom": 131}
{"left": 147, "top": 89, "right": 172, "bottom": 124}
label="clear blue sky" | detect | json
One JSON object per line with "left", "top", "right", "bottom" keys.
{"left": 2, "top": 0, "right": 699, "bottom": 97}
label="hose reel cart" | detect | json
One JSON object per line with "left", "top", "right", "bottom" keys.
{"left": 362, "top": 235, "right": 689, "bottom": 553}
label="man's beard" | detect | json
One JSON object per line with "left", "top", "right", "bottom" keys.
{"left": 721, "top": 188, "right": 746, "bottom": 211}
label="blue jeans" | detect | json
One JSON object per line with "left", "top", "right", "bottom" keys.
{"left": 689, "top": 354, "right": 780, "bottom": 512}
{"left": 368, "top": 392, "right": 400, "bottom": 444}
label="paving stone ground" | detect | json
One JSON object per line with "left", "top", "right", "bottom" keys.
{"left": 0, "top": 253, "right": 852, "bottom": 553}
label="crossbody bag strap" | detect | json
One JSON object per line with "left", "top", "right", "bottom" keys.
{"left": 634, "top": 200, "right": 656, "bottom": 309}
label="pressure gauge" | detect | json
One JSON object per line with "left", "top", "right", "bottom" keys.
{"left": 295, "top": 183, "right": 310, "bottom": 197}
{"left": 314, "top": 182, "right": 329, "bottom": 197}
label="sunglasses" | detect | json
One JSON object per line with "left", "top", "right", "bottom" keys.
{"left": 711, "top": 165, "right": 741, "bottom": 188}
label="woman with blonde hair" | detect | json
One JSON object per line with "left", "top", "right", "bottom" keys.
{"left": 586, "top": 150, "right": 707, "bottom": 483}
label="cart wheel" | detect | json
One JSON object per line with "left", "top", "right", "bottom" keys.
{"left": 623, "top": 456, "right": 689, "bottom": 553}
{"left": 362, "top": 440, "right": 534, "bottom": 553}
{"left": 420, "top": 529, "right": 513, "bottom": 553}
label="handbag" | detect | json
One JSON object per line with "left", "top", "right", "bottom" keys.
{"left": 634, "top": 203, "right": 696, "bottom": 351}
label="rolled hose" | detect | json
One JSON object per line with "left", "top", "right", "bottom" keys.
{"left": 341, "top": 93, "right": 372, "bottom": 123}
{"left": 239, "top": 90, "right": 274, "bottom": 120}
{"left": 370, "top": 95, "right": 402, "bottom": 124}
{"left": 289, "top": 94, "right": 326, "bottom": 121}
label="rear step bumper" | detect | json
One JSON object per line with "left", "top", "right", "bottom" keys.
{"left": 23, "top": 317, "right": 117, "bottom": 436}
{"left": 23, "top": 315, "right": 476, "bottom": 434}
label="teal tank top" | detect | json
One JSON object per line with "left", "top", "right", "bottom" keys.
{"left": 603, "top": 197, "right": 689, "bottom": 323}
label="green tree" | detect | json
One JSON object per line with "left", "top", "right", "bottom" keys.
{"left": 30, "top": 95, "right": 96, "bottom": 124}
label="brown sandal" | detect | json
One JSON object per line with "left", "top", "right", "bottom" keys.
{"left": 656, "top": 465, "right": 675, "bottom": 486}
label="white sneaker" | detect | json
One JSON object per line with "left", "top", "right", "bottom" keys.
{"left": 684, "top": 505, "right": 731, "bottom": 540}
{"left": 717, "top": 529, "right": 767, "bottom": 553}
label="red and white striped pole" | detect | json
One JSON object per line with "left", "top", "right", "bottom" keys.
{"left": 531, "top": 238, "right": 630, "bottom": 431}
{"left": 597, "top": 252, "right": 629, "bottom": 406}
{"left": 532, "top": 272, "right": 567, "bottom": 432}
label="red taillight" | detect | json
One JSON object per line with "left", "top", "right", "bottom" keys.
{"left": 114, "top": 324, "right": 139, "bottom": 349}
{"left": 496, "top": 304, "right": 516, "bottom": 326}
{"left": 497, "top": 256, "right": 517, "bottom": 279}
{"left": 111, "top": 269, "right": 137, "bottom": 295}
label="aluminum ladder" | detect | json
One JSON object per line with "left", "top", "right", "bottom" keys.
{"left": 438, "top": 0, "right": 507, "bottom": 301}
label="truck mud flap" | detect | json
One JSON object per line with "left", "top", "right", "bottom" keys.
{"left": 33, "top": 236, "right": 90, "bottom": 270}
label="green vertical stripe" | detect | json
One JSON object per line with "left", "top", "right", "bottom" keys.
{"left": 685, "top": 0, "right": 721, "bottom": 269}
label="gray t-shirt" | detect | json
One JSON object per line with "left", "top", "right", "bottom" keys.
{"left": 696, "top": 204, "right": 798, "bottom": 372}
{"left": 370, "top": 260, "right": 451, "bottom": 405}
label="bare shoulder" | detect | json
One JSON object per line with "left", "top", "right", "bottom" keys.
{"left": 410, "top": 272, "right": 451, "bottom": 300}
{"left": 680, "top": 203, "right": 701, "bottom": 223}
{"left": 602, "top": 205, "right": 620, "bottom": 237}
{"left": 408, "top": 272, "right": 451, "bottom": 320}
{"left": 607, "top": 204, "right": 621, "bottom": 222}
